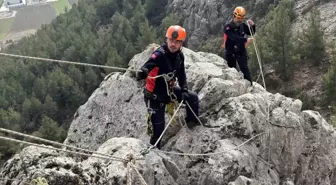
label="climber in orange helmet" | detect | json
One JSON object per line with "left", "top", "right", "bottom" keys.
{"left": 222, "top": 6, "right": 256, "bottom": 85}
{"left": 136, "top": 25, "right": 199, "bottom": 149}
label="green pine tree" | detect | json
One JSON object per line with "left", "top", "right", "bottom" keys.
{"left": 323, "top": 56, "right": 336, "bottom": 104}
{"left": 248, "top": 0, "right": 297, "bottom": 81}
{"left": 296, "top": 8, "right": 326, "bottom": 66}
{"left": 32, "top": 115, "right": 66, "bottom": 142}
{"left": 43, "top": 95, "right": 58, "bottom": 120}
{"left": 136, "top": 19, "right": 158, "bottom": 51}
{"left": 198, "top": 37, "right": 224, "bottom": 56}
{"left": 145, "top": 0, "right": 168, "bottom": 26}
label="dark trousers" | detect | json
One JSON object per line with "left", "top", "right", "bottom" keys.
{"left": 225, "top": 52, "right": 252, "bottom": 84}
{"left": 144, "top": 86, "right": 199, "bottom": 149}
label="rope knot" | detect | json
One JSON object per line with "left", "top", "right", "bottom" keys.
{"left": 163, "top": 72, "right": 175, "bottom": 81}
{"left": 140, "top": 145, "right": 154, "bottom": 156}
{"left": 123, "top": 153, "right": 135, "bottom": 167}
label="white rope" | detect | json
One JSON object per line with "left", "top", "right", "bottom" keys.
{"left": 253, "top": 71, "right": 262, "bottom": 88}
{"left": 246, "top": 22, "right": 266, "bottom": 89}
{"left": 186, "top": 101, "right": 206, "bottom": 127}
{"left": 127, "top": 162, "right": 132, "bottom": 185}
{"left": 0, "top": 134, "right": 148, "bottom": 185}
{"left": 0, "top": 135, "right": 127, "bottom": 162}
{"left": 153, "top": 101, "right": 184, "bottom": 148}
{"left": 0, "top": 52, "right": 171, "bottom": 80}
{"left": 0, "top": 127, "right": 127, "bottom": 162}
{"left": 246, "top": 21, "right": 271, "bottom": 163}
{"left": 0, "top": 52, "right": 141, "bottom": 72}
{"left": 130, "top": 163, "right": 148, "bottom": 185}
{"left": 168, "top": 96, "right": 206, "bottom": 129}
{"left": 155, "top": 132, "right": 265, "bottom": 156}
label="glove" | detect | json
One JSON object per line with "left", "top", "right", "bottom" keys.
{"left": 181, "top": 88, "right": 189, "bottom": 101}
{"left": 247, "top": 38, "right": 254, "bottom": 45}
{"left": 136, "top": 68, "right": 148, "bottom": 80}
{"left": 247, "top": 19, "right": 254, "bottom": 26}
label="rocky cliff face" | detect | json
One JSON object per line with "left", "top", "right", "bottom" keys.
{"left": 1, "top": 44, "right": 336, "bottom": 185}
{"left": 166, "top": 0, "right": 336, "bottom": 49}
{"left": 166, "top": 0, "right": 232, "bottom": 49}
{"left": 293, "top": 0, "right": 336, "bottom": 42}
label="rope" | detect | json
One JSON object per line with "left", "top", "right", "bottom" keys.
{"left": 0, "top": 134, "right": 148, "bottom": 185}
{"left": 0, "top": 52, "right": 141, "bottom": 72}
{"left": 141, "top": 100, "right": 185, "bottom": 155}
{"left": 185, "top": 101, "right": 206, "bottom": 127}
{"left": 155, "top": 132, "right": 265, "bottom": 156}
{"left": 0, "top": 127, "right": 127, "bottom": 162}
{"left": 0, "top": 52, "right": 172, "bottom": 81}
{"left": 247, "top": 21, "right": 271, "bottom": 163}
{"left": 254, "top": 71, "right": 261, "bottom": 87}
{"left": 126, "top": 162, "right": 132, "bottom": 185}
{"left": 245, "top": 22, "right": 262, "bottom": 90}
{"left": 153, "top": 101, "right": 184, "bottom": 148}
{"left": 0, "top": 135, "right": 125, "bottom": 162}
{"left": 130, "top": 163, "right": 148, "bottom": 185}
{"left": 246, "top": 22, "right": 266, "bottom": 89}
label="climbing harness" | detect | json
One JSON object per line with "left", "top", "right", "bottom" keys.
{"left": 163, "top": 71, "right": 177, "bottom": 102}
{"left": 144, "top": 68, "right": 179, "bottom": 137}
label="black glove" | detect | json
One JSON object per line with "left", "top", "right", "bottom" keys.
{"left": 136, "top": 68, "right": 148, "bottom": 80}
{"left": 181, "top": 88, "right": 189, "bottom": 101}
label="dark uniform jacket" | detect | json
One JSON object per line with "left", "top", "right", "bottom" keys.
{"left": 140, "top": 44, "right": 187, "bottom": 100}
{"left": 223, "top": 20, "right": 256, "bottom": 54}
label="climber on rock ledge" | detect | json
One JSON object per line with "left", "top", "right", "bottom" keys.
{"left": 136, "top": 25, "right": 200, "bottom": 149}
{"left": 222, "top": 6, "right": 256, "bottom": 85}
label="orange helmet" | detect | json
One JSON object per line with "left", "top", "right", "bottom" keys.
{"left": 233, "top": 6, "right": 246, "bottom": 20}
{"left": 166, "top": 25, "right": 186, "bottom": 41}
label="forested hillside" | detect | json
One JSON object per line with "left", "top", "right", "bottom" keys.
{"left": 0, "top": 0, "right": 175, "bottom": 163}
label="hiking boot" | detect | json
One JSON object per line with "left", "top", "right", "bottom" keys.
{"left": 185, "top": 115, "right": 211, "bottom": 128}
{"left": 186, "top": 120, "right": 198, "bottom": 129}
